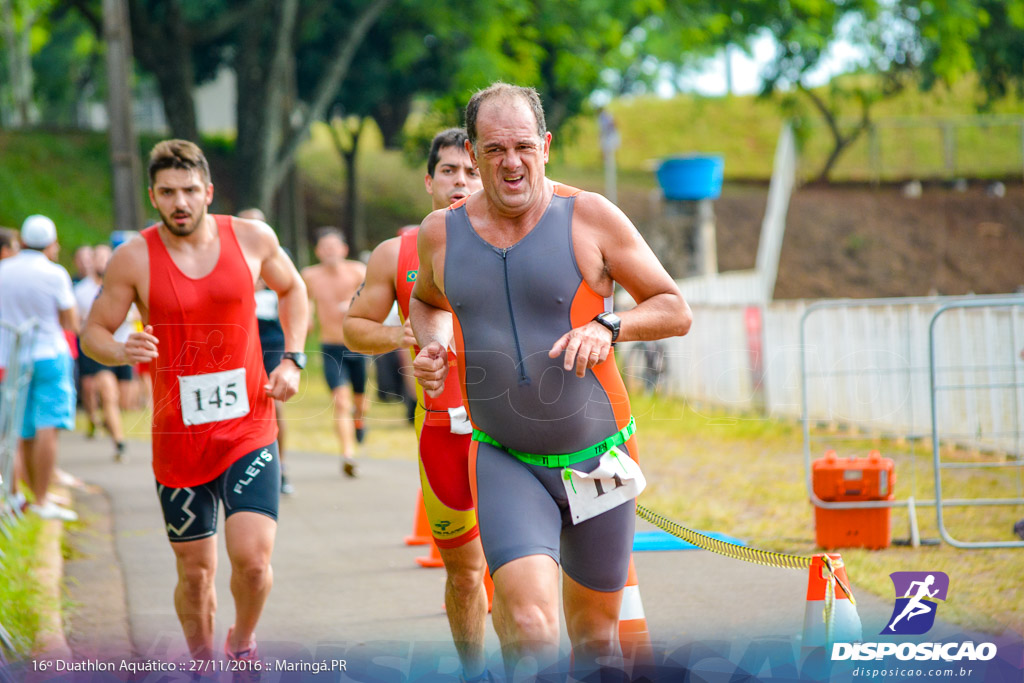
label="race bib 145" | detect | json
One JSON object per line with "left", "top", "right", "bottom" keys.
{"left": 179, "top": 368, "right": 250, "bottom": 426}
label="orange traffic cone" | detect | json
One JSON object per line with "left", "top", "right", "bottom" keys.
{"left": 415, "top": 538, "right": 445, "bottom": 568}
{"left": 404, "top": 489, "right": 431, "bottom": 546}
{"left": 802, "top": 553, "right": 862, "bottom": 648}
{"left": 618, "top": 554, "right": 653, "bottom": 665}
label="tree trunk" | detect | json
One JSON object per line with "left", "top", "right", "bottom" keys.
{"left": 264, "top": 0, "right": 393, "bottom": 196}
{"left": 269, "top": 49, "right": 302, "bottom": 257}
{"left": 234, "top": 0, "right": 297, "bottom": 210}
{"left": 799, "top": 84, "right": 870, "bottom": 184}
{"left": 233, "top": 0, "right": 391, "bottom": 212}
{"left": 3, "top": 0, "right": 34, "bottom": 127}
{"left": 150, "top": 57, "right": 198, "bottom": 141}
{"left": 274, "top": 163, "right": 307, "bottom": 267}
{"left": 344, "top": 125, "right": 364, "bottom": 253}
{"left": 103, "top": 0, "right": 145, "bottom": 234}
{"left": 127, "top": 0, "right": 198, "bottom": 141}
{"left": 327, "top": 116, "right": 365, "bottom": 252}
{"left": 372, "top": 96, "right": 412, "bottom": 149}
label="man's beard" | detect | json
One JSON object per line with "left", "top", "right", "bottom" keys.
{"left": 161, "top": 207, "right": 205, "bottom": 236}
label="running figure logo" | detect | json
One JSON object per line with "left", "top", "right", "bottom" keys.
{"left": 882, "top": 571, "right": 949, "bottom": 635}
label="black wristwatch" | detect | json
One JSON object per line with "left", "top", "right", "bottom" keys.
{"left": 592, "top": 311, "right": 621, "bottom": 343}
{"left": 281, "top": 351, "right": 307, "bottom": 370}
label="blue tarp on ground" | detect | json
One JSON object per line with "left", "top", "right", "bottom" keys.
{"left": 633, "top": 529, "right": 747, "bottom": 551}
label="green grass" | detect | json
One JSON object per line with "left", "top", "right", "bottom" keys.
{"left": 0, "top": 131, "right": 117, "bottom": 264}
{"left": 555, "top": 76, "right": 1024, "bottom": 182}
{"left": 627, "top": 391, "right": 1023, "bottom": 637}
{"left": 106, "top": 372, "right": 1024, "bottom": 638}
{"left": 0, "top": 515, "right": 53, "bottom": 657}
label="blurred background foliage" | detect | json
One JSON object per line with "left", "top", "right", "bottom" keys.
{"left": 1, "top": 0, "right": 1023, "bottom": 255}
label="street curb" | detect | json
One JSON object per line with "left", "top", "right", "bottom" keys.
{"left": 33, "top": 515, "right": 71, "bottom": 659}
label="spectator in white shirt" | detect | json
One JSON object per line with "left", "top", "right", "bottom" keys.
{"left": 0, "top": 215, "right": 80, "bottom": 521}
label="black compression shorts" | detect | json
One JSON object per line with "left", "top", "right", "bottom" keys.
{"left": 156, "top": 441, "right": 280, "bottom": 542}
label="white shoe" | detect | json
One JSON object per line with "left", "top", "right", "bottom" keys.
{"left": 28, "top": 501, "right": 78, "bottom": 522}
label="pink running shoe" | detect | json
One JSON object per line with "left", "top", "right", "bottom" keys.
{"left": 224, "top": 627, "right": 260, "bottom": 682}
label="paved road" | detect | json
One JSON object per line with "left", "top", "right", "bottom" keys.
{"left": 52, "top": 429, "right": 1006, "bottom": 681}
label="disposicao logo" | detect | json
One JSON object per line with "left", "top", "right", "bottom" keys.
{"left": 883, "top": 571, "right": 949, "bottom": 636}
{"left": 832, "top": 570, "right": 997, "bottom": 663}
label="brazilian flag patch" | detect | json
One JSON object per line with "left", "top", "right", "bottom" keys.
{"left": 406, "top": 270, "right": 418, "bottom": 282}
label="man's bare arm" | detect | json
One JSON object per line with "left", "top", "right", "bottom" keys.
{"left": 254, "top": 224, "right": 308, "bottom": 401}
{"left": 81, "top": 239, "right": 158, "bottom": 366}
{"left": 409, "top": 212, "right": 452, "bottom": 347}
{"left": 300, "top": 266, "right": 318, "bottom": 333}
{"left": 58, "top": 306, "right": 80, "bottom": 334}
{"left": 410, "top": 212, "right": 452, "bottom": 396}
{"left": 589, "top": 193, "right": 690, "bottom": 341}
{"left": 549, "top": 192, "right": 691, "bottom": 377}
{"left": 343, "top": 237, "right": 415, "bottom": 354}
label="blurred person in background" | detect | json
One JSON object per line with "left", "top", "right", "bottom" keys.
{"left": 0, "top": 227, "right": 19, "bottom": 260}
{"left": 240, "top": 207, "right": 294, "bottom": 495}
{"left": 302, "top": 228, "right": 367, "bottom": 477}
{"left": 0, "top": 215, "right": 79, "bottom": 521}
{"left": 71, "top": 245, "right": 94, "bottom": 283}
{"left": 74, "top": 243, "right": 128, "bottom": 460}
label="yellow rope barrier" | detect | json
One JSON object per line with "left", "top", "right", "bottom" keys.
{"left": 635, "top": 503, "right": 855, "bottom": 604}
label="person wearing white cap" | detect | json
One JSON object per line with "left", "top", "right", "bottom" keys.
{"left": 0, "top": 214, "right": 80, "bottom": 521}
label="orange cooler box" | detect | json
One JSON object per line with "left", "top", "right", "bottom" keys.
{"left": 812, "top": 450, "right": 895, "bottom": 550}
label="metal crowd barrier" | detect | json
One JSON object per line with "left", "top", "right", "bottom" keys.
{"left": 800, "top": 295, "right": 1024, "bottom": 548}
{"left": 0, "top": 319, "right": 39, "bottom": 522}
{"left": 0, "top": 319, "right": 39, "bottom": 662}
{"left": 929, "top": 297, "right": 1024, "bottom": 548}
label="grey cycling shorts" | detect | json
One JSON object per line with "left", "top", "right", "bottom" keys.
{"left": 473, "top": 440, "right": 635, "bottom": 592}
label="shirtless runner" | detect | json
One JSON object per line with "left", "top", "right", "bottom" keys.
{"left": 301, "top": 229, "right": 367, "bottom": 476}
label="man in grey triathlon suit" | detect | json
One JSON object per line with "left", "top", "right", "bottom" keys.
{"left": 410, "top": 82, "right": 692, "bottom": 678}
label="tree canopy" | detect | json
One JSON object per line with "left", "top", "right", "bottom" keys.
{"left": 6, "top": 0, "right": 1022, "bottom": 222}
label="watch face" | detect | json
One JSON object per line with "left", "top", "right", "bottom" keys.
{"left": 596, "top": 312, "right": 620, "bottom": 341}
{"left": 284, "top": 352, "right": 306, "bottom": 369}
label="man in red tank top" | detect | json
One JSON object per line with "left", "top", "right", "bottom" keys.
{"left": 343, "top": 129, "right": 491, "bottom": 681}
{"left": 81, "top": 140, "right": 309, "bottom": 664}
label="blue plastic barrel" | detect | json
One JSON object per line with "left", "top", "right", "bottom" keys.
{"left": 655, "top": 155, "right": 724, "bottom": 201}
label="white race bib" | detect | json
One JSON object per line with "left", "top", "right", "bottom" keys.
{"left": 448, "top": 406, "right": 473, "bottom": 435}
{"left": 562, "top": 447, "right": 646, "bottom": 525}
{"left": 179, "top": 368, "right": 250, "bottom": 426}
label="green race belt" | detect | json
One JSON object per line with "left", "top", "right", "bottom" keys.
{"left": 472, "top": 416, "right": 636, "bottom": 468}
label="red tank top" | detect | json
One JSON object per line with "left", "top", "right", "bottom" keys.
{"left": 395, "top": 227, "right": 463, "bottom": 418}
{"left": 144, "top": 216, "right": 277, "bottom": 487}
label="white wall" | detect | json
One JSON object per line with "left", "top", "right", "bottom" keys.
{"left": 625, "top": 294, "right": 1024, "bottom": 456}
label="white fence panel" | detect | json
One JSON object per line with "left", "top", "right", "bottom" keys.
{"left": 931, "top": 302, "right": 1024, "bottom": 455}
{"left": 658, "top": 295, "right": 1024, "bottom": 455}
{"left": 662, "top": 304, "right": 755, "bottom": 408}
